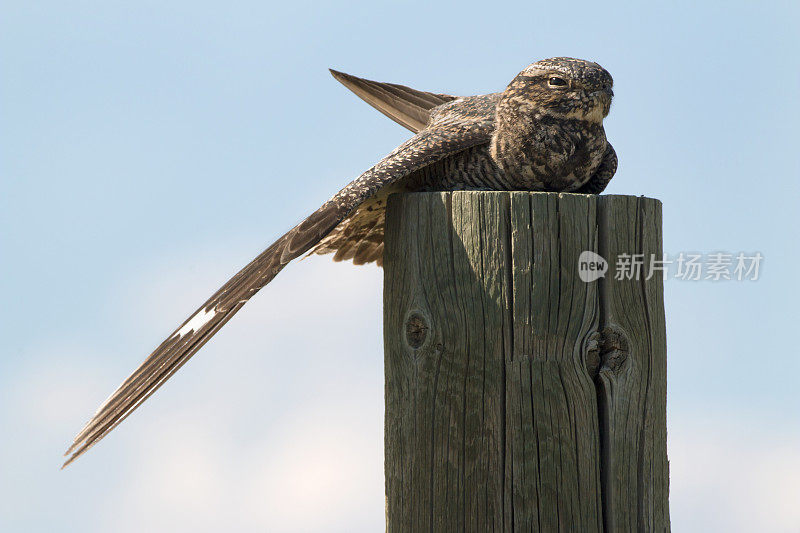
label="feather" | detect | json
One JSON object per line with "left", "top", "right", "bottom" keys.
{"left": 63, "top": 103, "right": 495, "bottom": 467}
{"left": 330, "top": 69, "right": 457, "bottom": 133}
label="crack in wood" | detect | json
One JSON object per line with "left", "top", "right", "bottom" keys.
{"left": 384, "top": 192, "right": 669, "bottom": 532}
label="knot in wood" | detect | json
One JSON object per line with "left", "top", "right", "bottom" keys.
{"left": 404, "top": 312, "right": 429, "bottom": 349}
{"left": 584, "top": 325, "right": 630, "bottom": 378}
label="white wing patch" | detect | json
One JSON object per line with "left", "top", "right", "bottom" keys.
{"left": 174, "top": 307, "right": 216, "bottom": 339}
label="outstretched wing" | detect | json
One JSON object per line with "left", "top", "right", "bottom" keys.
{"left": 63, "top": 105, "right": 495, "bottom": 467}
{"left": 330, "top": 69, "right": 457, "bottom": 133}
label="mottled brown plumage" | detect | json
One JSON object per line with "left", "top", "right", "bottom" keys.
{"left": 64, "top": 57, "right": 617, "bottom": 467}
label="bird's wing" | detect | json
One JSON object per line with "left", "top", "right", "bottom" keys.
{"left": 330, "top": 69, "right": 457, "bottom": 133}
{"left": 63, "top": 106, "right": 495, "bottom": 467}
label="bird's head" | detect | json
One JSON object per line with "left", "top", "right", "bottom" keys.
{"left": 500, "top": 57, "right": 613, "bottom": 123}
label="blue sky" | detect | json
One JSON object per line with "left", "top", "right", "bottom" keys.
{"left": 2, "top": 1, "right": 799, "bottom": 531}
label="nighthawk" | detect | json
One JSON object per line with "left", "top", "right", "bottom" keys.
{"left": 64, "top": 57, "right": 617, "bottom": 466}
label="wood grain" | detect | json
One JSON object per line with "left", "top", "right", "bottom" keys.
{"left": 384, "top": 192, "right": 669, "bottom": 532}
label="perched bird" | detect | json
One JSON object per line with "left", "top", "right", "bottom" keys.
{"left": 64, "top": 57, "right": 617, "bottom": 467}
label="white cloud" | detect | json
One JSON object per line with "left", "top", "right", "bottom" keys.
{"left": 242, "top": 403, "right": 384, "bottom": 532}
{"left": 98, "top": 395, "right": 384, "bottom": 533}
{"left": 669, "top": 414, "right": 800, "bottom": 532}
{"left": 85, "top": 251, "right": 386, "bottom": 532}
{"left": 1, "top": 250, "right": 386, "bottom": 532}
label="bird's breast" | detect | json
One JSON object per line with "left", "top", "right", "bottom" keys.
{"left": 491, "top": 115, "right": 607, "bottom": 192}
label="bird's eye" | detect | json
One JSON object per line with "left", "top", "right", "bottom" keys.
{"left": 548, "top": 76, "right": 567, "bottom": 87}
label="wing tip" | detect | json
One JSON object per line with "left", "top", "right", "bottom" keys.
{"left": 62, "top": 432, "right": 90, "bottom": 468}
{"left": 328, "top": 67, "right": 344, "bottom": 78}
{"left": 61, "top": 450, "right": 80, "bottom": 469}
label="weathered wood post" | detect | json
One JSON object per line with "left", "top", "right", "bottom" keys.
{"left": 383, "top": 192, "right": 669, "bottom": 532}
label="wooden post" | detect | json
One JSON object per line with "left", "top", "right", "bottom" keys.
{"left": 383, "top": 192, "right": 669, "bottom": 532}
